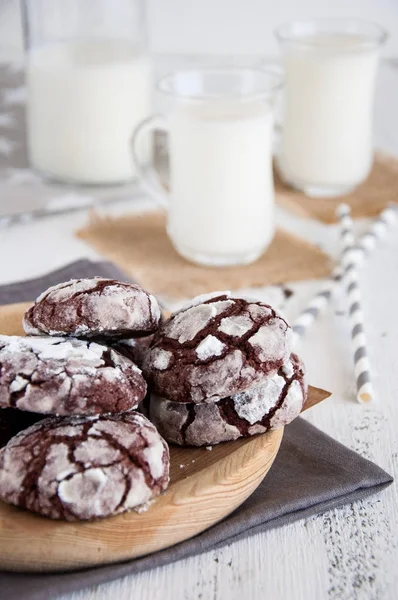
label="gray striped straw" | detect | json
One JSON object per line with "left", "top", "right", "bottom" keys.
{"left": 292, "top": 204, "right": 398, "bottom": 346}
{"left": 337, "top": 203, "right": 374, "bottom": 404}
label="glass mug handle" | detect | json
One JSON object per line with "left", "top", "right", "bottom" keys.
{"left": 131, "top": 114, "right": 170, "bottom": 209}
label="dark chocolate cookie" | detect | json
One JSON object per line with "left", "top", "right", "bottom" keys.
{"left": 145, "top": 292, "right": 292, "bottom": 404}
{"left": 0, "top": 412, "right": 169, "bottom": 520}
{"left": 0, "top": 408, "right": 43, "bottom": 448}
{"left": 0, "top": 335, "right": 146, "bottom": 416}
{"left": 23, "top": 278, "right": 161, "bottom": 339}
{"left": 149, "top": 354, "right": 306, "bottom": 446}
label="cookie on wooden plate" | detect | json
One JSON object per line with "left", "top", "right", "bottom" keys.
{"left": 0, "top": 335, "right": 146, "bottom": 416}
{"left": 145, "top": 292, "right": 292, "bottom": 404}
{"left": 149, "top": 354, "right": 307, "bottom": 446}
{"left": 23, "top": 278, "right": 162, "bottom": 339}
{"left": 0, "top": 412, "right": 169, "bottom": 521}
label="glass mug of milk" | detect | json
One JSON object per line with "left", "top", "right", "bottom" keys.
{"left": 22, "top": 0, "right": 152, "bottom": 185}
{"left": 132, "top": 68, "right": 282, "bottom": 267}
{"left": 275, "top": 19, "right": 387, "bottom": 197}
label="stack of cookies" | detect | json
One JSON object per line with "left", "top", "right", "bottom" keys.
{"left": 0, "top": 281, "right": 308, "bottom": 522}
{"left": 0, "top": 278, "right": 170, "bottom": 521}
{"left": 144, "top": 292, "right": 307, "bottom": 446}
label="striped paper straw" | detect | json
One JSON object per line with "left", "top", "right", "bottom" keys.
{"left": 292, "top": 204, "right": 398, "bottom": 345}
{"left": 338, "top": 203, "right": 374, "bottom": 404}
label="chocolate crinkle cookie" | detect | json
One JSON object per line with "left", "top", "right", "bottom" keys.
{"left": 23, "top": 278, "right": 162, "bottom": 339}
{"left": 144, "top": 292, "right": 292, "bottom": 404}
{"left": 0, "top": 412, "right": 169, "bottom": 521}
{"left": 0, "top": 408, "right": 43, "bottom": 448}
{"left": 149, "top": 354, "right": 307, "bottom": 446}
{"left": 0, "top": 335, "right": 146, "bottom": 416}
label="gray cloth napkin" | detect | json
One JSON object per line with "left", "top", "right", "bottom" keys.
{"left": 0, "top": 260, "right": 393, "bottom": 600}
{"left": 0, "top": 259, "right": 131, "bottom": 306}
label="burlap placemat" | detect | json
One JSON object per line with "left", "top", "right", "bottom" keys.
{"left": 275, "top": 152, "right": 398, "bottom": 223}
{"left": 77, "top": 211, "right": 330, "bottom": 299}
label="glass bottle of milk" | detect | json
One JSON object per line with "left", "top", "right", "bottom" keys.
{"left": 22, "top": 0, "right": 152, "bottom": 185}
{"left": 275, "top": 19, "right": 387, "bottom": 197}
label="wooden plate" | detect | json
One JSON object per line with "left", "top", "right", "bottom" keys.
{"left": 0, "top": 303, "right": 330, "bottom": 573}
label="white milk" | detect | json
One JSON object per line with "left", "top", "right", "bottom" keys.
{"left": 278, "top": 34, "right": 380, "bottom": 194}
{"left": 26, "top": 40, "right": 152, "bottom": 185}
{"left": 167, "top": 101, "right": 275, "bottom": 265}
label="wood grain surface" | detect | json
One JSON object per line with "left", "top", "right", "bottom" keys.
{"left": 0, "top": 303, "right": 329, "bottom": 573}
{"left": 0, "top": 428, "right": 283, "bottom": 572}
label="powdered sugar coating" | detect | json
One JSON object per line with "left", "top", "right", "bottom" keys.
{"left": 0, "top": 335, "right": 146, "bottom": 416}
{"left": 145, "top": 294, "right": 292, "bottom": 404}
{"left": 148, "top": 353, "right": 306, "bottom": 446}
{"left": 282, "top": 360, "right": 295, "bottom": 378}
{"left": 23, "top": 278, "right": 162, "bottom": 339}
{"left": 232, "top": 376, "right": 286, "bottom": 424}
{"left": 177, "top": 291, "right": 232, "bottom": 314}
{"left": 270, "top": 379, "right": 305, "bottom": 429}
{"left": 151, "top": 349, "right": 173, "bottom": 371}
{"left": 196, "top": 335, "right": 225, "bottom": 361}
{"left": 9, "top": 376, "right": 28, "bottom": 393}
{"left": 188, "top": 349, "right": 254, "bottom": 403}
{"left": 165, "top": 304, "right": 218, "bottom": 344}
{"left": 218, "top": 315, "right": 253, "bottom": 337}
{"left": 58, "top": 468, "right": 108, "bottom": 505}
{"left": 165, "top": 301, "right": 235, "bottom": 345}
{"left": 35, "top": 279, "right": 98, "bottom": 303}
{"left": 248, "top": 319, "right": 292, "bottom": 363}
{"left": 0, "top": 412, "right": 169, "bottom": 521}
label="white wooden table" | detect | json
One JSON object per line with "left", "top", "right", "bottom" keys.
{"left": 0, "top": 61, "right": 397, "bottom": 600}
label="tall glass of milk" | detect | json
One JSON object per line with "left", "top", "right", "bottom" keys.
{"left": 275, "top": 19, "right": 387, "bottom": 197}
{"left": 22, "top": 0, "right": 152, "bottom": 185}
{"left": 131, "top": 68, "right": 282, "bottom": 267}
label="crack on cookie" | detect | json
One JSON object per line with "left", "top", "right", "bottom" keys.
{"left": 180, "top": 403, "right": 197, "bottom": 445}
{"left": 217, "top": 354, "right": 305, "bottom": 435}
{"left": 16, "top": 418, "right": 93, "bottom": 514}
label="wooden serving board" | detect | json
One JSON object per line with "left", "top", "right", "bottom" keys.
{"left": 0, "top": 303, "right": 330, "bottom": 573}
